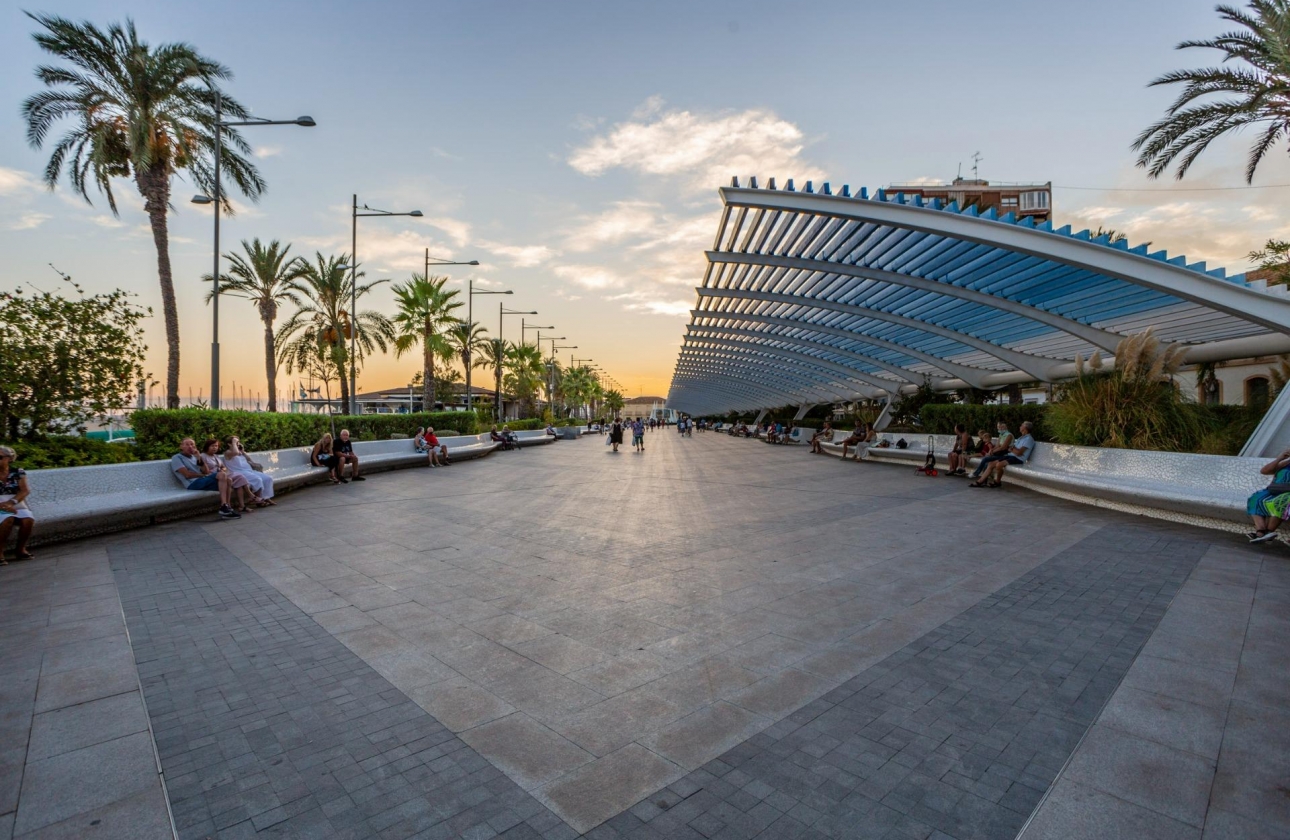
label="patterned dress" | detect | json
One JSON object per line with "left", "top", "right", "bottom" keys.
{"left": 1247, "top": 466, "right": 1290, "bottom": 519}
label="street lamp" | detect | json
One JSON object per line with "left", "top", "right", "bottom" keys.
{"left": 193, "top": 101, "right": 314, "bottom": 409}
{"left": 423, "top": 248, "right": 479, "bottom": 410}
{"left": 498, "top": 305, "right": 537, "bottom": 422}
{"left": 351, "top": 197, "right": 423, "bottom": 414}
{"left": 522, "top": 321, "right": 553, "bottom": 349}
{"left": 467, "top": 281, "right": 511, "bottom": 411}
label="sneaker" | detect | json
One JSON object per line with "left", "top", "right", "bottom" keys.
{"left": 353, "top": 475, "right": 366, "bottom": 481}
{"left": 339, "top": 478, "right": 349, "bottom": 484}
{"left": 219, "top": 505, "right": 241, "bottom": 520}
{"left": 1251, "top": 530, "right": 1279, "bottom": 543}
{"left": 1246, "top": 531, "right": 1262, "bottom": 541}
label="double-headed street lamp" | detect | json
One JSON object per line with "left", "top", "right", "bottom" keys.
{"left": 498, "top": 305, "right": 537, "bottom": 421}
{"left": 192, "top": 98, "right": 314, "bottom": 409}
{"left": 350, "top": 197, "right": 423, "bottom": 414}
{"left": 522, "top": 321, "right": 553, "bottom": 349}
{"left": 423, "top": 249, "right": 480, "bottom": 410}
{"left": 466, "top": 281, "right": 510, "bottom": 412}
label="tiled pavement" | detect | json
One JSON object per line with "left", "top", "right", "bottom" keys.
{"left": 4, "top": 428, "right": 1290, "bottom": 838}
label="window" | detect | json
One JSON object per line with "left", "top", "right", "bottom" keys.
{"left": 1001, "top": 196, "right": 1019, "bottom": 207}
{"left": 1020, "top": 190, "right": 1050, "bottom": 211}
{"left": 1246, "top": 376, "right": 1271, "bottom": 408}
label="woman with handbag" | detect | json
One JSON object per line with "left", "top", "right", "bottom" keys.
{"left": 225, "top": 436, "right": 275, "bottom": 505}
{"left": 0, "top": 445, "right": 35, "bottom": 563}
{"left": 1247, "top": 448, "right": 1290, "bottom": 543}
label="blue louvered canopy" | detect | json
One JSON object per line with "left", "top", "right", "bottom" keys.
{"left": 668, "top": 178, "right": 1290, "bottom": 415}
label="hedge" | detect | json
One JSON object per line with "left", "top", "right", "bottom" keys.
{"left": 2, "top": 436, "right": 140, "bottom": 469}
{"left": 918, "top": 404, "right": 1050, "bottom": 438}
{"left": 132, "top": 409, "right": 478, "bottom": 461}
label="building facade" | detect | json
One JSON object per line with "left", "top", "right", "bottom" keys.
{"left": 887, "top": 178, "right": 1052, "bottom": 222}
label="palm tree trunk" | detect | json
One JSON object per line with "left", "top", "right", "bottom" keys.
{"left": 136, "top": 167, "right": 180, "bottom": 409}
{"left": 423, "top": 320, "right": 434, "bottom": 412}
{"left": 262, "top": 316, "right": 277, "bottom": 412}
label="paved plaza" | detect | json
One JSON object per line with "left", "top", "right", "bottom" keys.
{"left": 2, "top": 429, "right": 1289, "bottom": 839}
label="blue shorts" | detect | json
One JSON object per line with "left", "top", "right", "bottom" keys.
{"left": 188, "top": 474, "right": 220, "bottom": 491}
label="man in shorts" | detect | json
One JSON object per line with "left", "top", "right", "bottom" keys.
{"left": 423, "top": 427, "right": 450, "bottom": 467}
{"left": 170, "top": 438, "right": 239, "bottom": 519}
{"left": 334, "top": 429, "right": 364, "bottom": 481}
{"left": 632, "top": 418, "right": 645, "bottom": 451}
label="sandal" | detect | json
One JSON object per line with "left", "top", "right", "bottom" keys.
{"left": 968, "top": 480, "right": 986, "bottom": 488}
{"left": 15, "top": 552, "right": 34, "bottom": 561}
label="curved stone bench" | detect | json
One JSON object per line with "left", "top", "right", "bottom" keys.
{"left": 511, "top": 430, "right": 556, "bottom": 447}
{"left": 22, "top": 433, "right": 501, "bottom": 545}
{"left": 818, "top": 430, "right": 1266, "bottom": 532}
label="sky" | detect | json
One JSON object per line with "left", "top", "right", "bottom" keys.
{"left": 2, "top": 0, "right": 1288, "bottom": 407}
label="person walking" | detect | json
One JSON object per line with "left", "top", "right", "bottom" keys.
{"left": 610, "top": 418, "right": 624, "bottom": 453}
{"left": 632, "top": 418, "right": 645, "bottom": 452}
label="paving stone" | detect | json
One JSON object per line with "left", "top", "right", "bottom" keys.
{"left": 26, "top": 690, "right": 150, "bottom": 760}
{"left": 537, "top": 744, "right": 683, "bottom": 835}
{"left": 13, "top": 732, "right": 159, "bottom": 835}
{"left": 460, "top": 713, "right": 595, "bottom": 791}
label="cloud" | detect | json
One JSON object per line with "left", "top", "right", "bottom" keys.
{"left": 568, "top": 98, "right": 825, "bottom": 191}
{"left": 426, "top": 216, "right": 471, "bottom": 248}
{"left": 254, "top": 146, "right": 282, "bottom": 158}
{"left": 0, "top": 167, "right": 39, "bottom": 196}
{"left": 607, "top": 290, "right": 694, "bottom": 317}
{"left": 565, "top": 201, "right": 663, "bottom": 252}
{"left": 479, "top": 240, "right": 557, "bottom": 267}
{"left": 554, "top": 264, "right": 623, "bottom": 290}
{"left": 10, "top": 212, "right": 50, "bottom": 230}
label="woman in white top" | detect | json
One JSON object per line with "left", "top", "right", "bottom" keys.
{"left": 223, "top": 436, "right": 275, "bottom": 505}
{"left": 200, "top": 438, "right": 258, "bottom": 511}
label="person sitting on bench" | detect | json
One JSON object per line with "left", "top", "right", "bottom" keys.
{"left": 810, "top": 422, "right": 834, "bottom": 454}
{"left": 334, "top": 429, "right": 364, "bottom": 481}
{"left": 840, "top": 423, "right": 875, "bottom": 461}
{"left": 423, "top": 427, "right": 450, "bottom": 467}
{"left": 947, "top": 424, "right": 974, "bottom": 476}
{"left": 1247, "top": 448, "right": 1290, "bottom": 543}
{"left": 970, "top": 421, "right": 1033, "bottom": 488}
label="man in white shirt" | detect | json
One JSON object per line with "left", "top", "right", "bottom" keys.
{"left": 971, "top": 421, "right": 1035, "bottom": 488}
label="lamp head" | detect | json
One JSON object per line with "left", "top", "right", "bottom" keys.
{"left": 191, "top": 194, "right": 213, "bottom": 205}
{"left": 409, "top": 210, "right": 423, "bottom": 217}
{"left": 296, "top": 116, "right": 316, "bottom": 127}
{"left": 468, "top": 260, "right": 480, "bottom": 265}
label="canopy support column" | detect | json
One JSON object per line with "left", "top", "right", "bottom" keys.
{"left": 753, "top": 409, "right": 768, "bottom": 425}
{"left": 793, "top": 404, "right": 815, "bottom": 421}
{"left": 1241, "top": 385, "right": 1290, "bottom": 457}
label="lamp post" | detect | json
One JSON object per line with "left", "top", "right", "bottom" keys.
{"left": 423, "top": 249, "right": 480, "bottom": 411}
{"left": 192, "top": 101, "right": 314, "bottom": 409}
{"left": 350, "top": 198, "right": 423, "bottom": 414}
{"left": 466, "top": 281, "right": 510, "bottom": 412}
{"left": 498, "top": 305, "right": 537, "bottom": 422}
{"left": 536, "top": 335, "right": 563, "bottom": 411}
{"left": 522, "top": 321, "right": 553, "bottom": 349}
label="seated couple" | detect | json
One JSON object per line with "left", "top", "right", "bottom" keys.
{"left": 809, "top": 422, "right": 835, "bottom": 453}
{"left": 490, "top": 425, "right": 521, "bottom": 450}
{"left": 968, "top": 421, "right": 1035, "bottom": 487}
{"left": 414, "top": 427, "right": 452, "bottom": 467}
{"left": 171, "top": 436, "right": 277, "bottom": 519}
{"left": 840, "top": 423, "right": 877, "bottom": 461}
{"left": 310, "top": 429, "right": 365, "bottom": 484}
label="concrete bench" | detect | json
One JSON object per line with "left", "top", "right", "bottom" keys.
{"left": 22, "top": 433, "right": 502, "bottom": 545}
{"left": 817, "top": 430, "right": 1264, "bottom": 532}
{"left": 512, "top": 430, "right": 556, "bottom": 447}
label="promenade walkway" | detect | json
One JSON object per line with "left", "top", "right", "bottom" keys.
{"left": 1, "top": 429, "right": 1286, "bottom": 839}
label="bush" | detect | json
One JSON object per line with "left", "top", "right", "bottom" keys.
{"left": 919, "top": 404, "right": 1049, "bottom": 438}
{"left": 132, "top": 409, "right": 478, "bottom": 461}
{"left": 502, "top": 419, "right": 545, "bottom": 431}
{"left": 4, "top": 436, "right": 140, "bottom": 469}
{"left": 1045, "top": 372, "right": 1202, "bottom": 451}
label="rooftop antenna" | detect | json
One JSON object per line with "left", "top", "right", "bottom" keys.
{"left": 971, "top": 151, "right": 983, "bottom": 180}
{"left": 956, "top": 162, "right": 962, "bottom": 180}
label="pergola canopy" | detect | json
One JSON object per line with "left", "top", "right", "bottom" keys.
{"left": 668, "top": 177, "right": 1290, "bottom": 415}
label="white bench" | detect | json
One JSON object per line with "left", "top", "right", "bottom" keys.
{"left": 22, "top": 433, "right": 501, "bottom": 544}
{"left": 512, "top": 429, "right": 556, "bottom": 447}
{"left": 817, "top": 430, "right": 1264, "bottom": 531}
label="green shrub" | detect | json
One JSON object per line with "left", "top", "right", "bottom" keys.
{"left": 1045, "top": 372, "right": 1201, "bottom": 451}
{"left": 501, "top": 419, "right": 545, "bottom": 431}
{"left": 919, "top": 404, "right": 1049, "bottom": 437}
{"left": 132, "top": 409, "right": 477, "bottom": 461}
{"left": 5, "top": 436, "right": 140, "bottom": 469}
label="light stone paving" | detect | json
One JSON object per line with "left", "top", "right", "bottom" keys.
{"left": 203, "top": 429, "right": 1108, "bottom": 832}
{"left": 4, "top": 427, "right": 1287, "bottom": 838}
{"left": 0, "top": 544, "right": 172, "bottom": 839}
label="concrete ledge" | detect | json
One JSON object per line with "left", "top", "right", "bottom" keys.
{"left": 816, "top": 430, "right": 1266, "bottom": 533}
{"left": 23, "top": 433, "right": 503, "bottom": 546}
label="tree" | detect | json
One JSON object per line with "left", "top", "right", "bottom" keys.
{"left": 478, "top": 338, "right": 511, "bottom": 415}
{"left": 1133, "top": 1, "right": 1290, "bottom": 182}
{"left": 391, "top": 275, "right": 462, "bottom": 413}
{"left": 504, "top": 343, "right": 547, "bottom": 418}
{"left": 603, "top": 389, "right": 625, "bottom": 419}
{"left": 0, "top": 280, "right": 149, "bottom": 439}
{"left": 22, "top": 13, "right": 265, "bottom": 407}
{"left": 447, "top": 320, "right": 489, "bottom": 377}
{"left": 1248, "top": 238, "right": 1290, "bottom": 285}
{"left": 276, "top": 254, "right": 393, "bottom": 411}
{"left": 203, "top": 238, "right": 306, "bottom": 411}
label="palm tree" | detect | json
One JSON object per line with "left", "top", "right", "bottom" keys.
{"left": 504, "top": 343, "right": 547, "bottom": 418}
{"left": 478, "top": 338, "right": 511, "bottom": 417}
{"left": 447, "top": 320, "right": 490, "bottom": 377}
{"left": 391, "top": 274, "right": 462, "bottom": 412}
{"left": 22, "top": 14, "right": 265, "bottom": 407}
{"left": 203, "top": 239, "right": 306, "bottom": 411}
{"left": 276, "top": 253, "right": 394, "bottom": 412}
{"left": 603, "top": 389, "right": 626, "bottom": 420}
{"left": 1133, "top": 1, "right": 1290, "bottom": 182}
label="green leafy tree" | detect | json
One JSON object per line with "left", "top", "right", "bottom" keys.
{"left": 478, "top": 338, "right": 511, "bottom": 415}
{"left": 603, "top": 388, "right": 625, "bottom": 419}
{"left": 0, "top": 280, "right": 149, "bottom": 439}
{"left": 276, "top": 253, "right": 393, "bottom": 410}
{"left": 202, "top": 238, "right": 307, "bottom": 411}
{"left": 391, "top": 275, "right": 462, "bottom": 412}
{"left": 21, "top": 13, "right": 265, "bottom": 407}
{"left": 504, "top": 343, "right": 546, "bottom": 418}
{"left": 447, "top": 320, "right": 489, "bottom": 375}
{"left": 1133, "top": 1, "right": 1290, "bottom": 182}
{"left": 1249, "top": 238, "right": 1290, "bottom": 285}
